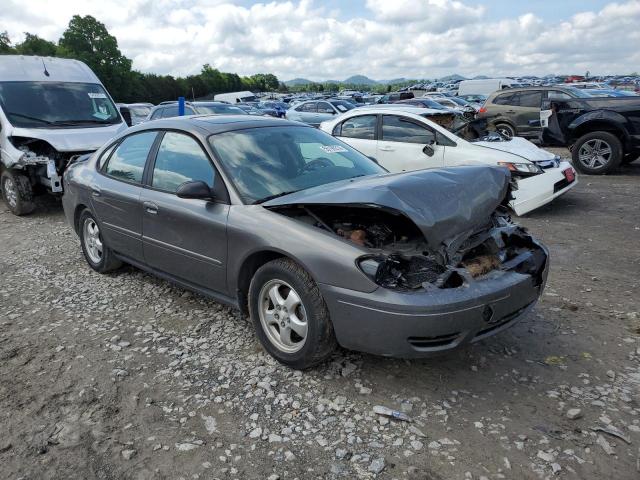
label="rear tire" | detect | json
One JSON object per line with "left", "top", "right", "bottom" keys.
{"left": 1, "top": 170, "right": 35, "bottom": 216}
{"left": 248, "top": 258, "right": 337, "bottom": 369}
{"left": 495, "top": 122, "right": 516, "bottom": 139}
{"left": 572, "top": 131, "right": 623, "bottom": 175}
{"left": 78, "top": 209, "right": 122, "bottom": 273}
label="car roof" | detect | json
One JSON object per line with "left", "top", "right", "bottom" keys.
{"left": 345, "top": 106, "right": 447, "bottom": 116}
{"left": 128, "top": 115, "right": 302, "bottom": 135}
{"left": 0, "top": 55, "right": 100, "bottom": 83}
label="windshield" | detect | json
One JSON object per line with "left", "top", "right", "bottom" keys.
{"left": 0, "top": 81, "right": 121, "bottom": 128}
{"left": 209, "top": 126, "right": 384, "bottom": 204}
{"left": 199, "top": 104, "right": 248, "bottom": 115}
{"left": 450, "top": 97, "right": 470, "bottom": 106}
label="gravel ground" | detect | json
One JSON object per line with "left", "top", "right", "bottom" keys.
{"left": 1, "top": 155, "right": 639, "bottom": 480}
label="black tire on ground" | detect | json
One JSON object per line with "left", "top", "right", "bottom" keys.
{"left": 495, "top": 122, "right": 516, "bottom": 139}
{"left": 248, "top": 258, "right": 337, "bottom": 369}
{"left": 78, "top": 209, "right": 122, "bottom": 273}
{"left": 571, "top": 131, "right": 623, "bottom": 175}
{"left": 1, "top": 170, "right": 35, "bottom": 216}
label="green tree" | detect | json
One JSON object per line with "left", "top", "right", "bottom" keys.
{"left": 16, "top": 33, "right": 57, "bottom": 56}
{"left": 58, "top": 15, "right": 133, "bottom": 100}
{"left": 0, "top": 31, "right": 14, "bottom": 53}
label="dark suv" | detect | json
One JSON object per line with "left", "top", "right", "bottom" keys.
{"left": 477, "top": 87, "right": 590, "bottom": 139}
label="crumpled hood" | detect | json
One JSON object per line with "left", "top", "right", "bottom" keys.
{"left": 9, "top": 123, "right": 127, "bottom": 152}
{"left": 264, "top": 165, "right": 510, "bottom": 253}
{"left": 473, "top": 136, "right": 556, "bottom": 162}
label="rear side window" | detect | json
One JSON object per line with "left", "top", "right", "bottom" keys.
{"left": 493, "top": 93, "right": 517, "bottom": 106}
{"left": 104, "top": 132, "right": 157, "bottom": 184}
{"left": 97, "top": 143, "right": 117, "bottom": 169}
{"left": 152, "top": 132, "right": 215, "bottom": 193}
{"left": 382, "top": 116, "right": 435, "bottom": 144}
{"left": 518, "top": 91, "right": 542, "bottom": 108}
{"left": 337, "top": 115, "right": 377, "bottom": 140}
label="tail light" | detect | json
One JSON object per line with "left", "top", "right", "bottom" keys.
{"left": 478, "top": 107, "right": 487, "bottom": 114}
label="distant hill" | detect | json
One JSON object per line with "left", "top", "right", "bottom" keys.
{"left": 342, "top": 75, "right": 378, "bottom": 85}
{"left": 438, "top": 74, "right": 467, "bottom": 82}
{"left": 284, "top": 78, "right": 313, "bottom": 86}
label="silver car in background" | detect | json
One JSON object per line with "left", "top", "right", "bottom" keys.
{"left": 285, "top": 99, "right": 355, "bottom": 126}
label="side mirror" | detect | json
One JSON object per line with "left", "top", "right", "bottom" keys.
{"left": 120, "top": 109, "right": 132, "bottom": 126}
{"left": 423, "top": 143, "right": 435, "bottom": 157}
{"left": 176, "top": 180, "right": 214, "bottom": 200}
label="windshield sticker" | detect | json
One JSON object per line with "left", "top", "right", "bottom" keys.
{"left": 320, "top": 145, "right": 348, "bottom": 154}
{"left": 336, "top": 105, "right": 347, "bottom": 112}
{"left": 88, "top": 92, "right": 107, "bottom": 99}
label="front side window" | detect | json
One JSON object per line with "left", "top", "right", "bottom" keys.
{"left": 150, "top": 108, "right": 163, "bottom": 120}
{"left": 0, "top": 81, "right": 120, "bottom": 128}
{"left": 338, "top": 115, "right": 377, "bottom": 140}
{"left": 152, "top": 132, "right": 215, "bottom": 193}
{"left": 317, "top": 102, "right": 335, "bottom": 114}
{"left": 381, "top": 116, "right": 435, "bottom": 144}
{"left": 209, "top": 126, "right": 383, "bottom": 204}
{"left": 104, "top": 131, "right": 157, "bottom": 184}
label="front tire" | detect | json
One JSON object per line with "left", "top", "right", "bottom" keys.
{"left": 572, "top": 131, "right": 623, "bottom": 175}
{"left": 1, "top": 170, "right": 35, "bottom": 216}
{"left": 248, "top": 258, "right": 337, "bottom": 369}
{"left": 78, "top": 209, "right": 122, "bottom": 273}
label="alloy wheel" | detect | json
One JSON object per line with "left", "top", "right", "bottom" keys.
{"left": 258, "top": 279, "right": 308, "bottom": 354}
{"left": 83, "top": 217, "right": 103, "bottom": 264}
{"left": 578, "top": 138, "right": 612, "bottom": 169}
{"left": 3, "top": 177, "right": 18, "bottom": 208}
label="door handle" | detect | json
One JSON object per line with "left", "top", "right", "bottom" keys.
{"left": 505, "top": 110, "right": 516, "bottom": 114}
{"left": 90, "top": 185, "right": 101, "bottom": 197}
{"left": 379, "top": 146, "right": 394, "bottom": 152}
{"left": 143, "top": 201, "right": 158, "bottom": 214}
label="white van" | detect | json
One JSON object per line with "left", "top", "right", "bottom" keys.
{"left": 213, "top": 90, "right": 258, "bottom": 104}
{"left": 0, "top": 55, "right": 127, "bottom": 215}
{"left": 457, "top": 78, "right": 521, "bottom": 97}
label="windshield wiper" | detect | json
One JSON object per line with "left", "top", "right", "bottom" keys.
{"left": 5, "top": 112, "right": 53, "bottom": 125}
{"left": 253, "top": 190, "right": 301, "bottom": 205}
{"left": 52, "top": 119, "right": 115, "bottom": 126}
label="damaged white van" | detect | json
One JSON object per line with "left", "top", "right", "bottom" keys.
{"left": 0, "top": 56, "right": 127, "bottom": 215}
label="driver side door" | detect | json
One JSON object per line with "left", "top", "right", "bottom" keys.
{"left": 376, "top": 115, "right": 445, "bottom": 172}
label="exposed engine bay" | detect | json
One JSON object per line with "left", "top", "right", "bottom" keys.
{"left": 6, "top": 137, "right": 92, "bottom": 193}
{"left": 270, "top": 204, "right": 547, "bottom": 291}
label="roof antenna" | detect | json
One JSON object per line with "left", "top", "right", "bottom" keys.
{"left": 42, "top": 58, "right": 50, "bottom": 77}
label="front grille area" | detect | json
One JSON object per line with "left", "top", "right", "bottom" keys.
{"left": 408, "top": 332, "right": 460, "bottom": 349}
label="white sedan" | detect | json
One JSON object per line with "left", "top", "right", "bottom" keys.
{"left": 319, "top": 107, "right": 577, "bottom": 216}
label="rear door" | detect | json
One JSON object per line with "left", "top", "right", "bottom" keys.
{"left": 332, "top": 114, "right": 378, "bottom": 158}
{"left": 376, "top": 114, "right": 444, "bottom": 172}
{"left": 93, "top": 131, "right": 158, "bottom": 262}
{"left": 140, "top": 131, "right": 229, "bottom": 292}
{"left": 299, "top": 102, "right": 318, "bottom": 125}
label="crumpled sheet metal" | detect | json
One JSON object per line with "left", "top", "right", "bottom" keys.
{"left": 264, "top": 165, "right": 510, "bottom": 255}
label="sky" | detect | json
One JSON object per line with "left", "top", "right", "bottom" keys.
{"left": 2, "top": 0, "right": 639, "bottom": 81}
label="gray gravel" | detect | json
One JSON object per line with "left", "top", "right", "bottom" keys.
{"left": 1, "top": 157, "right": 639, "bottom": 479}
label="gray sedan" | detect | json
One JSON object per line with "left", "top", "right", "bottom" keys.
{"left": 62, "top": 115, "right": 549, "bottom": 369}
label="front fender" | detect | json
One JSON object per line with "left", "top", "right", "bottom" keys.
{"left": 568, "top": 110, "right": 629, "bottom": 138}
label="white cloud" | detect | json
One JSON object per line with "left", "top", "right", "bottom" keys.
{"left": 2, "top": 0, "right": 639, "bottom": 80}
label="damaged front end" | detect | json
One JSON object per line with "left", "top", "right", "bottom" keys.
{"left": 4, "top": 136, "right": 92, "bottom": 193}
{"left": 264, "top": 165, "right": 547, "bottom": 294}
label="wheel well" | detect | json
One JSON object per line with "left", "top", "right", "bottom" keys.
{"left": 73, "top": 204, "right": 89, "bottom": 234}
{"left": 571, "top": 121, "right": 625, "bottom": 144}
{"left": 236, "top": 251, "right": 286, "bottom": 317}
